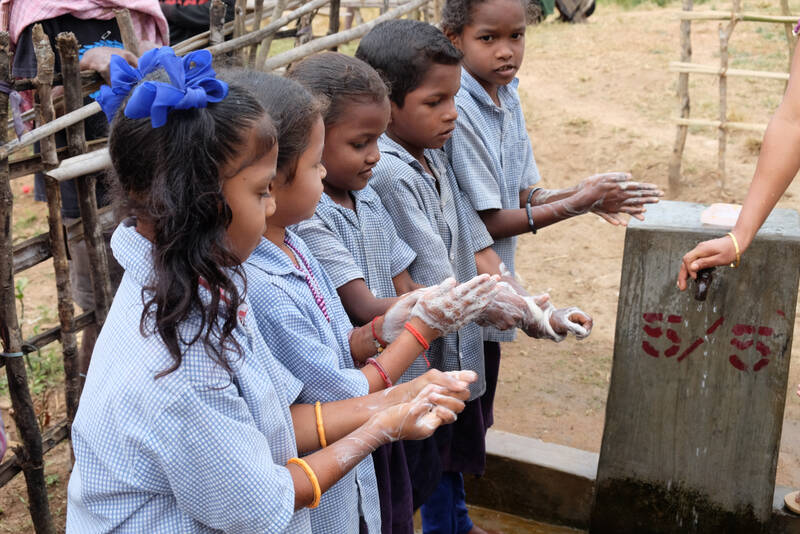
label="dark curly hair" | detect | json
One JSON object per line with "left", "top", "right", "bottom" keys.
{"left": 355, "top": 19, "right": 462, "bottom": 107}
{"left": 441, "top": 0, "right": 530, "bottom": 35}
{"left": 287, "top": 51, "right": 387, "bottom": 126}
{"left": 223, "top": 69, "right": 326, "bottom": 183}
{"left": 107, "top": 70, "right": 276, "bottom": 378}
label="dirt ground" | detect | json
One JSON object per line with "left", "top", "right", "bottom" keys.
{"left": 3, "top": 1, "right": 800, "bottom": 531}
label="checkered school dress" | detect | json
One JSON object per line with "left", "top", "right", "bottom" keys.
{"left": 371, "top": 135, "right": 493, "bottom": 400}
{"left": 292, "top": 186, "right": 416, "bottom": 299}
{"left": 445, "top": 68, "right": 542, "bottom": 342}
{"left": 244, "top": 234, "right": 382, "bottom": 534}
{"left": 67, "top": 221, "right": 310, "bottom": 533}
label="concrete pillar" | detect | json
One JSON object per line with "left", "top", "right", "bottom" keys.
{"left": 591, "top": 200, "right": 800, "bottom": 533}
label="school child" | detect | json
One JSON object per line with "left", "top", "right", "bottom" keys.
{"left": 289, "top": 52, "right": 421, "bottom": 326}
{"left": 356, "top": 20, "right": 593, "bottom": 534}
{"left": 66, "top": 47, "right": 477, "bottom": 533}
{"left": 227, "top": 69, "right": 500, "bottom": 534}
{"left": 283, "top": 53, "right": 420, "bottom": 533}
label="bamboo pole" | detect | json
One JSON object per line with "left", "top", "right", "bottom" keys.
{"left": 668, "top": 0, "right": 692, "bottom": 193}
{"left": 114, "top": 9, "right": 141, "bottom": 56}
{"left": 263, "top": 0, "right": 430, "bottom": 71}
{"left": 55, "top": 32, "right": 85, "bottom": 426}
{"left": 673, "top": 117, "right": 766, "bottom": 132}
{"left": 0, "top": 30, "right": 56, "bottom": 534}
{"left": 173, "top": 0, "right": 303, "bottom": 55}
{"left": 46, "top": 148, "right": 111, "bottom": 182}
{"left": 255, "top": 0, "right": 290, "bottom": 69}
{"left": 212, "top": 0, "right": 325, "bottom": 57}
{"left": 717, "top": 1, "right": 740, "bottom": 190}
{"left": 209, "top": 0, "right": 227, "bottom": 46}
{"left": 669, "top": 61, "right": 789, "bottom": 80}
{"left": 676, "top": 10, "right": 797, "bottom": 23}
{"left": 0, "top": 102, "right": 101, "bottom": 160}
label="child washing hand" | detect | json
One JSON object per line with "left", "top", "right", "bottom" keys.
{"left": 476, "top": 264, "right": 593, "bottom": 342}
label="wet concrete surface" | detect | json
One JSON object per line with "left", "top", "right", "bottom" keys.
{"left": 413, "top": 505, "right": 585, "bottom": 533}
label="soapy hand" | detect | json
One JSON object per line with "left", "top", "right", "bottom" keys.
{"left": 520, "top": 296, "right": 593, "bottom": 342}
{"left": 370, "top": 382, "right": 470, "bottom": 442}
{"left": 381, "top": 288, "right": 428, "bottom": 343}
{"left": 405, "top": 369, "right": 476, "bottom": 403}
{"left": 575, "top": 172, "right": 663, "bottom": 225}
{"left": 409, "top": 275, "right": 500, "bottom": 335}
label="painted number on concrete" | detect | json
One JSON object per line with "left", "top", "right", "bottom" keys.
{"left": 641, "top": 312, "right": 781, "bottom": 372}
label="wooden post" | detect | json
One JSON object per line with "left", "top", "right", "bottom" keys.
{"left": 717, "top": 1, "right": 740, "bottom": 191}
{"left": 114, "top": 9, "right": 141, "bottom": 56}
{"left": 32, "top": 25, "right": 57, "bottom": 167}
{"left": 328, "top": 0, "right": 341, "bottom": 51}
{"left": 54, "top": 32, "right": 84, "bottom": 425}
{"left": 591, "top": 201, "right": 800, "bottom": 532}
{"left": 209, "top": 0, "right": 227, "bottom": 46}
{"left": 233, "top": 0, "right": 247, "bottom": 62}
{"left": 780, "top": 0, "right": 796, "bottom": 89}
{"left": 0, "top": 31, "right": 56, "bottom": 534}
{"left": 247, "top": 0, "right": 266, "bottom": 66}
{"left": 255, "top": 0, "right": 289, "bottom": 69}
{"left": 667, "top": 0, "right": 692, "bottom": 194}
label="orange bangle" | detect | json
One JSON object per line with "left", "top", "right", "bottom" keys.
{"left": 288, "top": 457, "right": 321, "bottom": 508}
{"left": 404, "top": 322, "right": 430, "bottom": 350}
{"left": 314, "top": 401, "right": 327, "bottom": 448}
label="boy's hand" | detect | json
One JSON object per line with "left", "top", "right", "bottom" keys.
{"left": 476, "top": 282, "right": 527, "bottom": 330}
{"left": 577, "top": 172, "right": 663, "bottom": 224}
{"left": 410, "top": 275, "right": 500, "bottom": 335}
{"left": 548, "top": 307, "right": 593, "bottom": 339}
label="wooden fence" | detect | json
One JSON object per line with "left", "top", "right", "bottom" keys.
{"left": 667, "top": 1, "right": 798, "bottom": 192}
{"left": 0, "top": 1, "right": 433, "bottom": 531}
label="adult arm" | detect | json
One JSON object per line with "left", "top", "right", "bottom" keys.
{"left": 678, "top": 38, "right": 800, "bottom": 289}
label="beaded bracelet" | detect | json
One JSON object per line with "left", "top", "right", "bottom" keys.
{"left": 371, "top": 317, "right": 385, "bottom": 354}
{"left": 288, "top": 457, "right": 321, "bottom": 508}
{"left": 314, "top": 401, "right": 327, "bottom": 448}
{"left": 366, "top": 357, "right": 392, "bottom": 389}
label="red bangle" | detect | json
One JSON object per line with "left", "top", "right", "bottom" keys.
{"left": 404, "top": 322, "right": 430, "bottom": 350}
{"left": 366, "top": 357, "right": 392, "bottom": 388}
{"left": 371, "top": 317, "right": 387, "bottom": 348}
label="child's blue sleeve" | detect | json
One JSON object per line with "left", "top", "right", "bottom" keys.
{"left": 148, "top": 383, "right": 297, "bottom": 532}
{"left": 293, "top": 217, "right": 365, "bottom": 290}
{"left": 380, "top": 203, "right": 417, "bottom": 278}
{"left": 373, "top": 173, "right": 455, "bottom": 286}
{"left": 253, "top": 292, "right": 369, "bottom": 402}
{"left": 455, "top": 185, "right": 494, "bottom": 254}
{"left": 446, "top": 115, "right": 505, "bottom": 212}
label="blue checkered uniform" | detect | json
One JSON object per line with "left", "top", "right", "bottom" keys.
{"left": 371, "top": 135, "right": 493, "bottom": 400}
{"left": 245, "top": 234, "right": 381, "bottom": 534}
{"left": 292, "top": 186, "right": 416, "bottom": 299}
{"left": 67, "top": 222, "right": 310, "bottom": 533}
{"left": 445, "top": 68, "right": 542, "bottom": 342}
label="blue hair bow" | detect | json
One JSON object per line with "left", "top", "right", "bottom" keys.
{"left": 95, "top": 47, "right": 228, "bottom": 128}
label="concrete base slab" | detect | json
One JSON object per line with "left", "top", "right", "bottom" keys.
{"left": 464, "top": 429, "right": 800, "bottom": 533}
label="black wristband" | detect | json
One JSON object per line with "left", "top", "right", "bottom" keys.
{"left": 526, "top": 197, "right": 537, "bottom": 234}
